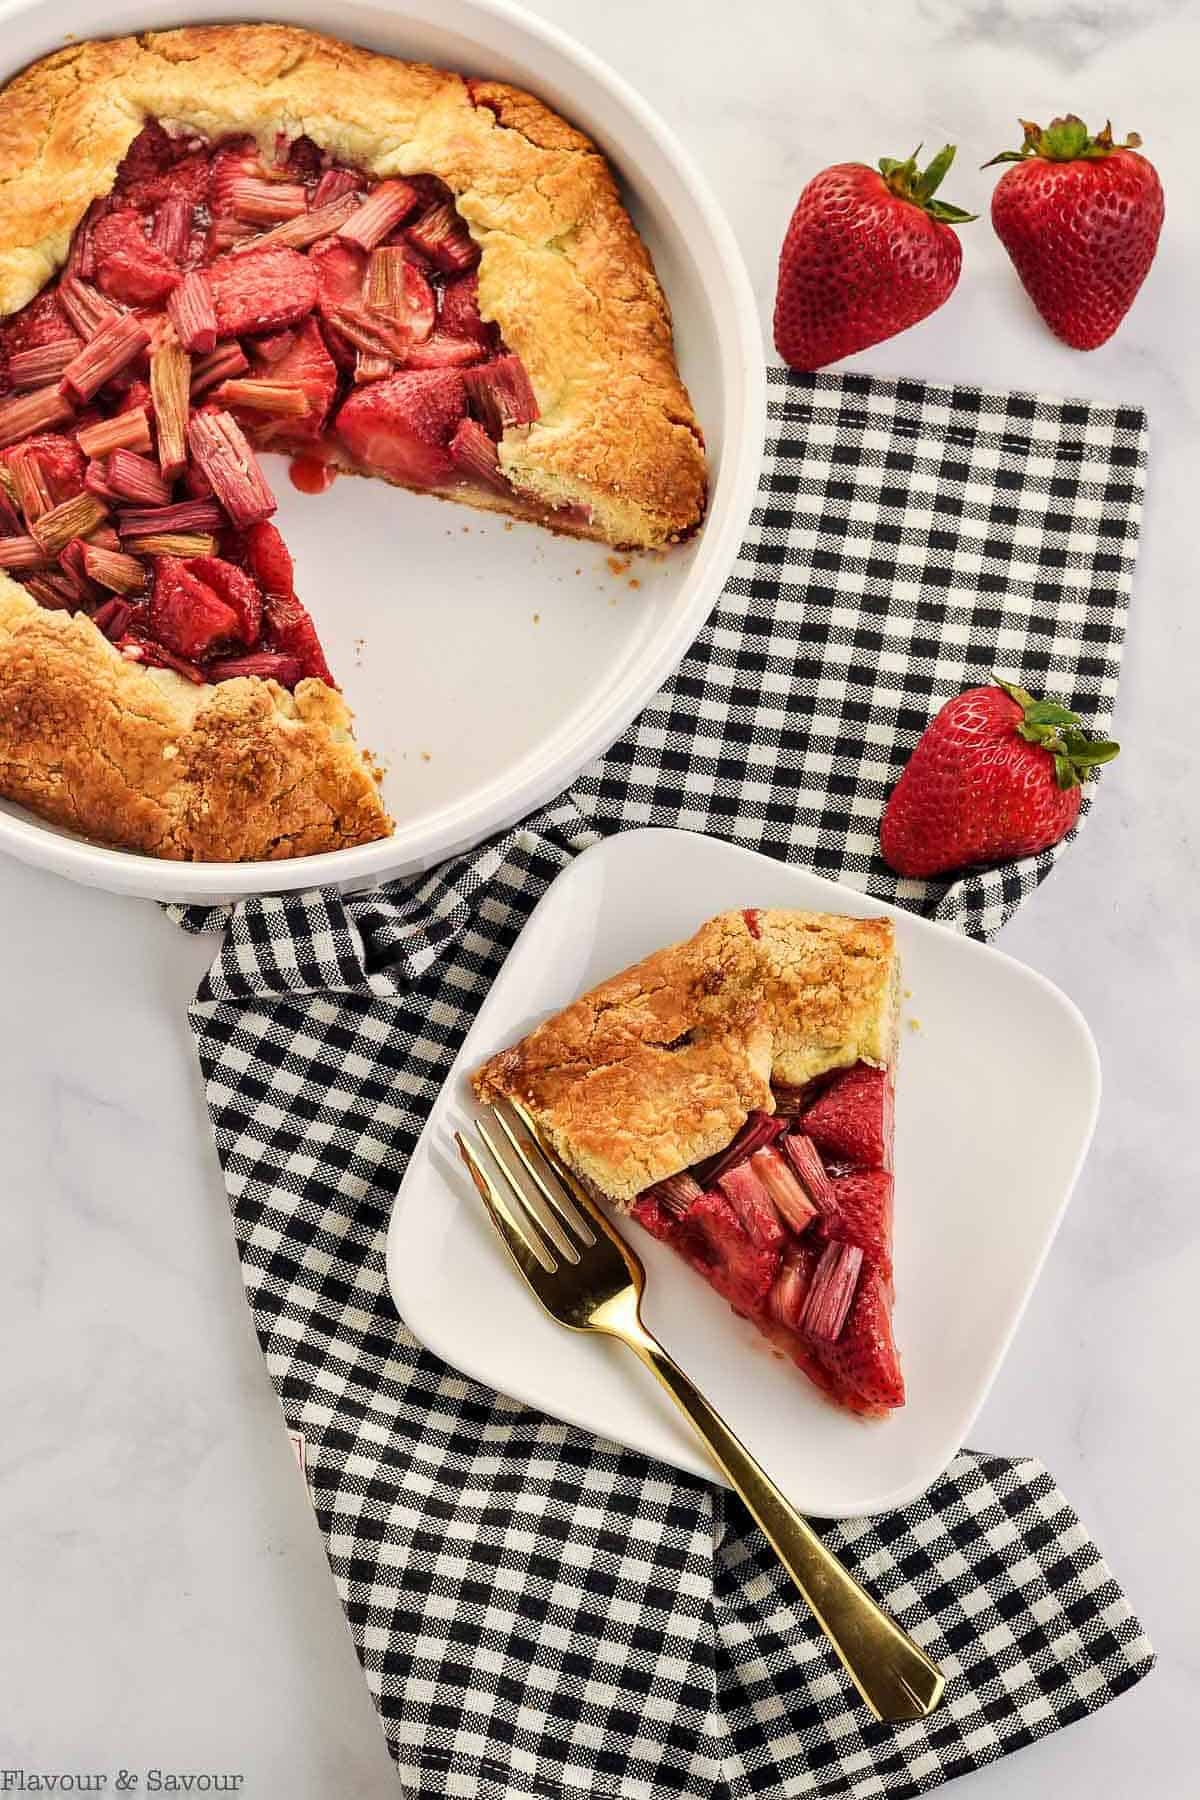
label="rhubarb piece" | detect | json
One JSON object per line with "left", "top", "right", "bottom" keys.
{"left": 717, "top": 1161, "right": 786, "bottom": 1251}
{"left": 77, "top": 408, "right": 153, "bottom": 459}
{"left": 640, "top": 1171, "right": 704, "bottom": 1218}
{"left": 0, "top": 385, "right": 74, "bottom": 450}
{"left": 90, "top": 595, "right": 135, "bottom": 636}
{"left": 207, "top": 650, "right": 304, "bottom": 686}
{"left": 210, "top": 380, "right": 309, "bottom": 417}
{"left": 405, "top": 201, "right": 480, "bottom": 272}
{"left": 800, "top": 1064, "right": 893, "bottom": 1172}
{"left": 327, "top": 305, "right": 418, "bottom": 362}
{"left": 695, "top": 1110, "right": 786, "bottom": 1187}
{"left": 403, "top": 334, "right": 488, "bottom": 369}
{"left": 241, "top": 520, "right": 293, "bottom": 597}
{"left": 229, "top": 176, "right": 308, "bottom": 225}
{"left": 150, "top": 337, "right": 191, "bottom": 480}
{"left": 92, "top": 211, "right": 181, "bottom": 308}
{"left": 781, "top": 1133, "right": 838, "bottom": 1218}
{"left": 749, "top": 1146, "right": 819, "bottom": 1236}
{"left": 0, "top": 481, "right": 22, "bottom": 535}
{"left": 366, "top": 248, "right": 435, "bottom": 340}
{"left": 67, "top": 198, "right": 109, "bottom": 281}
{"left": 11, "top": 433, "right": 87, "bottom": 505}
{"left": 168, "top": 273, "right": 219, "bottom": 354}
{"left": 206, "top": 247, "right": 318, "bottom": 338}
{"left": 8, "top": 449, "right": 54, "bottom": 524}
{"left": 262, "top": 591, "right": 333, "bottom": 684}
{"left": 22, "top": 573, "right": 79, "bottom": 610}
{"left": 239, "top": 192, "right": 360, "bottom": 254}
{"left": 339, "top": 180, "right": 419, "bottom": 251}
{"left": 0, "top": 536, "right": 51, "bottom": 571}
{"left": 147, "top": 555, "right": 240, "bottom": 660}
{"left": 85, "top": 461, "right": 118, "bottom": 503}
{"left": 56, "top": 539, "right": 104, "bottom": 607}
{"left": 190, "top": 343, "right": 250, "bottom": 397}
{"left": 355, "top": 354, "right": 392, "bottom": 384}
{"left": 448, "top": 417, "right": 509, "bottom": 491}
{"left": 463, "top": 354, "right": 539, "bottom": 436}
{"left": 85, "top": 525, "right": 122, "bottom": 554}
{"left": 63, "top": 315, "right": 150, "bottom": 403}
{"left": 186, "top": 556, "right": 262, "bottom": 645}
{"left": 799, "top": 1242, "right": 864, "bottom": 1343}
{"left": 767, "top": 1247, "right": 817, "bottom": 1330}
{"left": 187, "top": 411, "right": 276, "bottom": 528}
{"left": 119, "top": 500, "right": 224, "bottom": 538}
{"left": 813, "top": 1264, "right": 904, "bottom": 1412}
{"left": 118, "top": 635, "right": 206, "bottom": 683}
{"left": 151, "top": 196, "right": 194, "bottom": 264}
{"left": 8, "top": 341, "right": 80, "bottom": 389}
{"left": 57, "top": 276, "right": 121, "bottom": 341}
{"left": 105, "top": 449, "right": 172, "bottom": 507}
{"left": 81, "top": 545, "right": 146, "bottom": 595}
{"left": 30, "top": 493, "right": 107, "bottom": 556}
{"left": 312, "top": 167, "right": 363, "bottom": 209}
{"left": 132, "top": 533, "right": 217, "bottom": 558}
{"left": 439, "top": 272, "right": 498, "bottom": 347}
{"left": 247, "top": 319, "right": 338, "bottom": 443}
{"left": 334, "top": 368, "right": 468, "bottom": 489}
{"left": 312, "top": 239, "right": 368, "bottom": 353}
{"left": 821, "top": 1172, "right": 894, "bottom": 1277}
{"left": 0, "top": 289, "right": 78, "bottom": 364}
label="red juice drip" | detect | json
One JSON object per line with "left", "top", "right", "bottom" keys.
{"left": 289, "top": 455, "right": 337, "bottom": 494}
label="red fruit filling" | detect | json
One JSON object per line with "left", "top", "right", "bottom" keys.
{"left": 628, "top": 1061, "right": 903, "bottom": 1416}
{"left": 0, "top": 120, "right": 548, "bottom": 690}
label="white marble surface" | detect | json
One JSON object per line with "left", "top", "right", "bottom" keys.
{"left": 1, "top": 1, "right": 1197, "bottom": 1794}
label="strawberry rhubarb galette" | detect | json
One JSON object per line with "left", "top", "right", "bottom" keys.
{"left": 474, "top": 908, "right": 905, "bottom": 1417}
{"left": 0, "top": 25, "right": 705, "bottom": 860}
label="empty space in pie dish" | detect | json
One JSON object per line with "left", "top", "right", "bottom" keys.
{"left": 0, "top": 0, "right": 763, "bottom": 900}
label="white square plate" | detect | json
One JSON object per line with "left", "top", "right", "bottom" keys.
{"left": 387, "top": 828, "right": 1101, "bottom": 1517}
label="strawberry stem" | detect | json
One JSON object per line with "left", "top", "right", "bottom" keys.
{"left": 876, "top": 143, "right": 977, "bottom": 224}
{"left": 983, "top": 115, "right": 1143, "bottom": 169}
{"left": 995, "top": 676, "right": 1120, "bottom": 790}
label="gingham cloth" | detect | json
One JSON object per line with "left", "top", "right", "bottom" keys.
{"left": 176, "top": 371, "right": 1154, "bottom": 1797}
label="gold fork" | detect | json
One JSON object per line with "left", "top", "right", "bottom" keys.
{"left": 455, "top": 1100, "right": 945, "bottom": 1724}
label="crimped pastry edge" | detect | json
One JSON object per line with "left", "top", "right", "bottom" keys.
{"left": 473, "top": 908, "right": 898, "bottom": 1204}
{"left": 0, "top": 574, "right": 390, "bottom": 860}
{"left": 0, "top": 23, "right": 706, "bottom": 549}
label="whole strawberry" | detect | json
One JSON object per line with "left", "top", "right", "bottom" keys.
{"left": 880, "top": 681, "right": 1119, "bottom": 878}
{"left": 986, "top": 116, "right": 1164, "bottom": 349}
{"left": 773, "top": 144, "right": 975, "bottom": 372}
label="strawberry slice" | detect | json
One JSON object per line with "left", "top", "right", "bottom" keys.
{"left": 240, "top": 520, "right": 294, "bottom": 597}
{"left": 633, "top": 1186, "right": 780, "bottom": 1311}
{"left": 462, "top": 354, "right": 539, "bottom": 435}
{"left": 263, "top": 591, "right": 333, "bottom": 686}
{"left": 334, "top": 368, "right": 467, "bottom": 488}
{"left": 812, "top": 1263, "right": 905, "bottom": 1413}
{"left": 0, "top": 289, "right": 80, "bottom": 363}
{"left": 92, "top": 211, "right": 182, "bottom": 307}
{"left": 403, "top": 334, "right": 487, "bottom": 369}
{"left": 247, "top": 318, "right": 338, "bottom": 442}
{"left": 147, "top": 556, "right": 240, "bottom": 662}
{"left": 186, "top": 555, "right": 262, "bottom": 646}
{"left": 821, "top": 1171, "right": 894, "bottom": 1276}
{"left": 800, "top": 1064, "right": 893, "bottom": 1171}
{"left": 312, "top": 238, "right": 368, "bottom": 317}
{"left": 438, "top": 273, "right": 499, "bottom": 347}
{"left": 113, "top": 124, "right": 209, "bottom": 211}
{"left": 206, "top": 247, "right": 318, "bottom": 339}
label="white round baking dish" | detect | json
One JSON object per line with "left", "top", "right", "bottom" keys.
{"left": 0, "top": 0, "right": 764, "bottom": 902}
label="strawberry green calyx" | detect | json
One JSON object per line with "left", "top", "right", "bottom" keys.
{"left": 995, "top": 679, "right": 1120, "bottom": 790}
{"left": 983, "top": 115, "right": 1143, "bottom": 168}
{"left": 876, "top": 144, "right": 977, "bottom": 224}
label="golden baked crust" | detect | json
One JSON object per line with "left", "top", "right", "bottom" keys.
{"left": 0, "top": 23, "right": 706, "bottom": 549}
{"left": 473, "top": 908, "right": 898, "bottom": 1204}
{"left": 0, "top": 575, "right": 390, "bottom": 859}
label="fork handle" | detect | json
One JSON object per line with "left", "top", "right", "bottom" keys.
{"left": 614, "top": 1310, "right": 944, "bottom": 1723}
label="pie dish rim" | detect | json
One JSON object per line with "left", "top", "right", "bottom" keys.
{"left": 0, "top": 0, "right": 763, "bottom": 897}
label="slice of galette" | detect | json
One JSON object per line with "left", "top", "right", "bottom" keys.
{"left": 473, "top": 908, "right": 905, "bottom": 1417}
{"left": 0, "top": 24, "right": 705, "bottom": 860}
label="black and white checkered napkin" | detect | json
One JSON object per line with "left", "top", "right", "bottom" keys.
{"left": 175, "top": 371, "right": 1153, "bottom": 1797}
